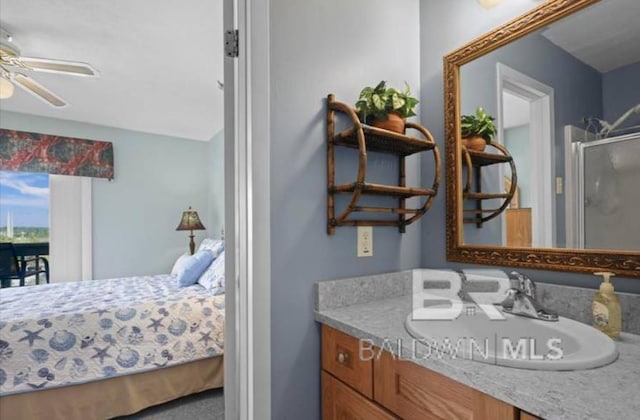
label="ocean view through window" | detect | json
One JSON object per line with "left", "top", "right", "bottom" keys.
{"left": 0, "top": 171, "right": 50, "bottom": 243}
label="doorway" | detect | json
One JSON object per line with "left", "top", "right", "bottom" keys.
{"left": 222, "top": 0, "right": 272, "bottom": 418}
{"left": 497, "top": 63, "right": 556, "bottom": 248}
{"left": 0, "top": 0, "right": 271, "bottom": 417}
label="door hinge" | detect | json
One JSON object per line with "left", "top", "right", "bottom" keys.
{"left": 225, "top": 29, "right": 239, "bottom": 58}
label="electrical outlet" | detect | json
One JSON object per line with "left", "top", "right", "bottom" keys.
{"left": 357, "top": 226, "right": 373, "bottom": 257}
{"left": 556, "top": 177, "right": 563, "bottom": 195}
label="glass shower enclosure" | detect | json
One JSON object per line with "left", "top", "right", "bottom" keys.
{"left": 574, "top": 132, "right": 640, "bottom": 251}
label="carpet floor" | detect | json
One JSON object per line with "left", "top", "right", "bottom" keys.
{"left": 117, "top": 388, "right": 224, "bottom": 420}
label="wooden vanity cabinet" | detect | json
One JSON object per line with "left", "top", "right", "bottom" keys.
{"left": 321, "top": 325, "right": 541, "bottom": 420}
{"left": 374, "top": 350, "right": 515, "bottom": 420}
{"left": 322, "top": 372, "right": 397, "bottom": 419}
{"left": 322, "top": 323, "right": 374, "bottom": 398}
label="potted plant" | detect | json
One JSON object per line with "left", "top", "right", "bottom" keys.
{"left": 355, "top": 81, "right": 419, "bottom": 134}
{"left": 460, "top": 107, "right": 497, "bottom": 151}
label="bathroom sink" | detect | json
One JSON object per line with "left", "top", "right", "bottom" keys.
{"left": 405, "top": 305, "right": 618, "bottom": 370}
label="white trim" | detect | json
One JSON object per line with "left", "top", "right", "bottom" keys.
{"left": 248, "top": 0, "right": 271, "bottom": 417}
{"left": 223, "top": 0, "right": 239, "bottom": 415}
{"left": 224, "top": 0, "right": 271, "bottom": 418}
{"left": 577, "top": 142, "right": 586, "bottom": 248}
{"left": 563, "top": 125, "right": 595, "bottom": 248}
{"left": 223, "top": 0, "right": 239, "bottom": 416}
{"left": 564, "top": 125, "right": 577, "bottom": 248}
{"left": 496, "top": 70, "right": 508, "bottom": 246}
{"left": 496, "top": 63, "right": 555, "bottom": 247}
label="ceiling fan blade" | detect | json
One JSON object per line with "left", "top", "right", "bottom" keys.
{"left": 13, "top": 73, "right": 67, "bottom": 107}
{"left": 19, "top": 57, "right": 97, "bottom": 77}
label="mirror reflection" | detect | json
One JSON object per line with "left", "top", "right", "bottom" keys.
{"left": 460, "top": 0, "right": 640, "bottom": 251}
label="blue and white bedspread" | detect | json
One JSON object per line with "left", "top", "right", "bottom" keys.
{"left": 0, "top": 275, "right": 224, "bottom": 396}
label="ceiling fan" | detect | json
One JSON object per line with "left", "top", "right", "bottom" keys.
{"left": 0, "top": 28, "right": 98, "bottom": 108}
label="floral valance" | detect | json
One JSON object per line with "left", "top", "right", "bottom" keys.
{"left": 0, "top": 129, "right": 114, "bottom": 179}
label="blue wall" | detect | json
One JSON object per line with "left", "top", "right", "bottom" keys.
{"left": 460, "top": 31, "right": 603, "bottom": 246}
{"left": 269, "top": 0, "right": 421, "bottom": 418}
{"left": 602, "top": 61, "right": 640, "bottom": 130}
{"left": 0, "top": 111, "right": 217, "bottom": 279}
{"left": 419, "top": 0, "right": 639, "bottom": 294}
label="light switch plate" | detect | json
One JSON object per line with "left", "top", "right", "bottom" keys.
{"left": 357, "top": 226, "right": 373, "bottom": 257}
{"left": 556, "top": 177, "right": 563, "bottom": 195}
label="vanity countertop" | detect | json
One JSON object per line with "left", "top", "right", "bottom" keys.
{"left": 315, "top": 293, "right": 640, "bottom": 420}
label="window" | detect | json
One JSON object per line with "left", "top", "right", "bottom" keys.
{"left": 0, "top": 171, "right": 50, "bottom": 243}
{"left": 0, "top": 171, "right": 92, "bottom": 283}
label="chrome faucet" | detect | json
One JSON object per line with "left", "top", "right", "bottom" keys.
{"left": 500, "top": 272, "right": 558, "bottom": 322}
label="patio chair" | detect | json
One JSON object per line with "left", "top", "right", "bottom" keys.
{"left": 0, "top": 242, "right": 50, "bottom": 288}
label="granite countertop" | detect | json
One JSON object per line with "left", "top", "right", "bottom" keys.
{"left": 315, "top": 293, "right": 640, "bottom": 420}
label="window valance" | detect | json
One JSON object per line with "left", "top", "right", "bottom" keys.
{"left": 0, "top": 129, "right": 114, "bottom": 180}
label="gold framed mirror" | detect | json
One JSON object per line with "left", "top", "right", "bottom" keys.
{"left": 444, "top": 0, "right": 640, "bottom": 277}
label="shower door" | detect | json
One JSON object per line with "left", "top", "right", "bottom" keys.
{"left": 579, "top": 133, "right": 640, "bottom": 250}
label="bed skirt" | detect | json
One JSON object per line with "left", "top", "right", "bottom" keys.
{"left": 0, "top": 356, "right": 224, "bottom": 420}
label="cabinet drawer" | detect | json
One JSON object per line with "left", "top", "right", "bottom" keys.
{"left": 374, "top": 350, "right": 516, "bottom": 420}
{"left": 322, "top": 325, "right": 373, "bottom": 398}
{"left": 322, "top": 371, "right": 397, "bottom": 420}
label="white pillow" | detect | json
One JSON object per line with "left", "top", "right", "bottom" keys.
{"left": 197, "top": 239, "right": 225, "bottom": 258}
{"left": 197, "top": 251, "right": 225, "bottom": 295}
{"left": 171, "top": 253, "right": 190, "bottom": 275}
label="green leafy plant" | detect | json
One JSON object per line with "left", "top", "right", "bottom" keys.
{"left": 355, "top": 81, "right": 419, "bottom": 123}
{"left": 460, "top": 107, "right": 497, "bottom": 142}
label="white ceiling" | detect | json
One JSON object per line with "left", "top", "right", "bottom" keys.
{"left": 0, "top": 0, "right": 223, "bottom": 141}
{"left": 542, "top": 0, "right": 640, "bottom": 73}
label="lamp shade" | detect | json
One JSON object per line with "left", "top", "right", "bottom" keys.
{"left": 176, "top": 207, "right": 206, "bottom": 231}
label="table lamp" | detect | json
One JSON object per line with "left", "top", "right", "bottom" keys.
{"left": 176, "top": 206, "right": 206, "bottom": 255}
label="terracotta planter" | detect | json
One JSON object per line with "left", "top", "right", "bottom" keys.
{"left": 371, "top": 112, "right": 406, "bottom": 134}
{"left": 462, "top": 135, "right": 487, "bottom": 151}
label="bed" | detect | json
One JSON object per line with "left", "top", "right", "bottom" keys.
{"left": 0, "top": 272, "right": 225, "bottom": 419}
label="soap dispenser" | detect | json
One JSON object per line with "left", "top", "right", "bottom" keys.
{"left": 592, "top": 272, "right": 621, "bottom": 339}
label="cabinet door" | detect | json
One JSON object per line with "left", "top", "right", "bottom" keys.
{"left": 506, "top": 208, "right": 532, "bottom": 247}
{"left": 322, "top": 325, "right": 373, "bottom": 398}
{"left": 322, "top": 371, "right": 397, "bottom": 420}
{"left": 374, "top": 350, "right": 516, "bottom": 420}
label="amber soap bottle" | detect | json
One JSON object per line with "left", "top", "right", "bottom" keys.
{"left": 592, "top": 272, "right": 621, "bottom": 339}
